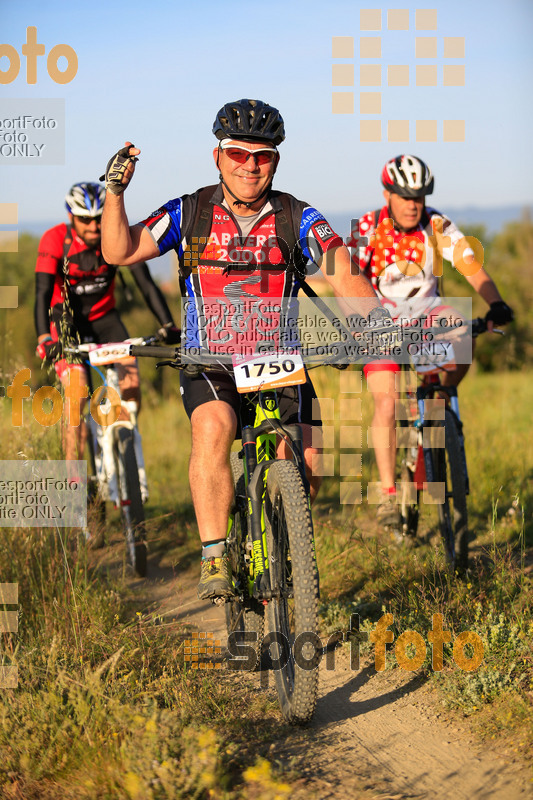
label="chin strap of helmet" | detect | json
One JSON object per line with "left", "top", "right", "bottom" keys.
{"left": 216, "top": 147, "right": 274, "bottom": 209}
{"left": 218, "top": 174, "right": 272, "bottom": 209}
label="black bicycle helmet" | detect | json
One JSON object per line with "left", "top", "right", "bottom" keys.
{"left": 213, "top": 99, "right": 285, "bottom": 145}
{"left": 381, "top": 155, "right": 434, "bottom": 197}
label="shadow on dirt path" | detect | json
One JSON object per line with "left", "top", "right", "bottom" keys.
{"left": 90, "top": 533, "right": 531, "bottom": 800}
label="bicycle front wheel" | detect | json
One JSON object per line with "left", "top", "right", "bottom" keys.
{"left": 264, "top": 460, "right": 319, "bottom": 725}
{"left": 116, "top": 427, "right": 147, "bottom": 577}
{"left": 225, "top": 452, "right": 264, "bottom": 669}
{"left": 398, "top": 420, "right": 420, "bottom": 541}
{"left": 432, "top": 409, "right": 468, "bottom": 572}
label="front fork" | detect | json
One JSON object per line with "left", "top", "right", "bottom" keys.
{"left": 241, "top": 401, "right": 317, "bottom": 601}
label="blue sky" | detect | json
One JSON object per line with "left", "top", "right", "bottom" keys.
{"left": 2, "top": 0, "right": 532, "bottom": 263}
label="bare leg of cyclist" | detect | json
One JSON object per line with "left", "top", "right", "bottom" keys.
{"left": 367, "top": 370, "right": 397, "bottom": 488}
{"left": 60, "top": 367, "right": 89, "bottom": 463}
{"left": 116, "top": 361, "right": 141, "bottom": 414}
{"left": 277, "top": 423, "right": 322, "bottom": 503}
{"left": 190, "top": 401, "right": 238, "bottom": 600}
{"left": 189, "top": 401, "right": 237, "bottom": 543}
{"left": 61, "top": 414, "right": 87, "bottom": 461}
{"left": 440, "top": 361, "right": 472, "bottom": 388}
{"left": 366, "top": 369, "right": 400, "bottom": 528}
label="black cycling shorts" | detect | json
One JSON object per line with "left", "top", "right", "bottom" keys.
{"left": 179, "top": 369, "right": 322, "bottom": 431}
{"left": 51, "top": 308, "right": 130, "bottom": 344}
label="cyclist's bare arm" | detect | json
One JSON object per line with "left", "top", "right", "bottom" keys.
{"left": 463, "top": 260, "right": 504, "bottom": 305}
{"left": 101, "top": 142, "right": 160, "bottom": 265}
{"left": 319, "top": 243, "right": 382, "bottom": 319}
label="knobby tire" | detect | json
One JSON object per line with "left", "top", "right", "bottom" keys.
{"left": 264, "top": 460, "right": 319, "bottom": 725}
{"left": 116, "top": 427, "right": 147, "bottom": 577}
{"left": 225, "top": 452, "right": 264, "bottom": 669}
{"left": 398, "top": 420, "right": 420, "bottom": 540}
{"left": 432, "top": 409, "right": 468, "bottom": 572}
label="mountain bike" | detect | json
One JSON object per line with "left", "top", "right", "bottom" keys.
{"left": 129, "top": 342, "right": 322, "bottom": 724}
{"left": 65, "top": 338, "right": 153, "bottom": 577}
{"left": 396, "top": 317, "right": 500, "bottom": 571}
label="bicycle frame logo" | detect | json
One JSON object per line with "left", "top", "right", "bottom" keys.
{"left": 184, "top": 613, "right": 484, "bottom": 679}
{"left": 5, "top": 367, "right": 122, "bottom": 427}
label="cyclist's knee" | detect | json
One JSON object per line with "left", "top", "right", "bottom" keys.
{"left": 441, "top": 362, "right": 471, "bottom": 387}
{"left": 121, "top": 385, "right": 141, "bottom": 411}
{"left": 117, "top": 362, "right": 141, "bottom": 409}
{"left": 191, "top": 402, "right": 237, "bottom": 454}
{"left": 372, "top": 391, "right": 396, "bottom": 424}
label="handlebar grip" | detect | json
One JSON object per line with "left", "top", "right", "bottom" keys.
{"left": 130, "top": 344, "right": 180, "bottom": 359}
{"left": 471, "top": 317, "right": 488, "bottom": 337}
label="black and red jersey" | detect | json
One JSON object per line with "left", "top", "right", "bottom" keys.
{"left": 35, "top": 222, "right": 116, "bottom": 333}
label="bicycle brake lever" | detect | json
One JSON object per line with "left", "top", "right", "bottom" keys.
{"left": 155, "top": 359, "right": 182, "bottom": 370}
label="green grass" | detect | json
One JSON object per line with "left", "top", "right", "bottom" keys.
{"left": 312, "top": 367, "right": 533, "bottom": 758}
{"left": 0, "top": 367, "right": 532, "bottom": 794}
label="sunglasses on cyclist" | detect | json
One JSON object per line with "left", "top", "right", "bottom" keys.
{"left": 220, "top": 143, "right": 278, "bottom": 166}
{"left": 75, "top": 215, "right": 102, "bottom": 225}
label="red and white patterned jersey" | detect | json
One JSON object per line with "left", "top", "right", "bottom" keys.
{"left": 348, "top": 205, "right": 472, "bottom": 305}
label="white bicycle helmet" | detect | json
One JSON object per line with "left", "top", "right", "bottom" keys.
{"left": 65, "top": 182, "right": 106, "bottom": 217}
{"left": 381, "top": 155, "right": 434, "bottom": 197}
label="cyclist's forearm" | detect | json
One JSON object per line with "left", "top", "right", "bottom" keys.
{"left": 465, "top": 264, "right": 503, "bottom": 305}
{"left": 322, "top": 245, "right": 382, "bottom": 318}
{"left": 34, "top": 272, "right": 54, "bottom": 336}
{"left": 101, "top": 194, "right": 153, "bottom": 265}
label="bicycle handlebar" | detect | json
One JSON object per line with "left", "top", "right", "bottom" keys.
{"left": 66, "top": 317, "right": 500, "bottom": 374}
{"left": 130, "top": 344, "right": 179, "bottom": 359}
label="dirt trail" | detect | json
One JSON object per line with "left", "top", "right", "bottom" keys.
{"left": 123, "top": 553, "right": 531, "bottom": 800}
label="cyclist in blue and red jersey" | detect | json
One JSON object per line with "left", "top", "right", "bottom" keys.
{"left": 348, "top": 155, "right": 514, "bottom": 531}
{"left": 100, "top": 99, "right": 385, "bottom": 599}
{"left": 34, "top": 181, "right": 179, "bottom": 462}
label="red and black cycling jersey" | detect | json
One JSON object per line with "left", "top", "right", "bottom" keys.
{"left": 34, "top": 222, "right": 116, "bottom": 334}
{"left": 139, "top": 184, "right": 343, "bottom": 354}
{"left": 34, "top": 222, "right": 175, "bottom": 338}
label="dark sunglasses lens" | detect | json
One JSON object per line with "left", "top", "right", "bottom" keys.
{"left": 78, "top": 215, "right": 101, "bottom": 224}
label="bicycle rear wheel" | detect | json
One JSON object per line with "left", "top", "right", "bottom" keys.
{"left": 115, "top": 426, "right": 147, "bottom": 577}
{"left": 225, "top": 452, "right": 264, "bottom": 669}
{"left": 432, "top": 410, "right": 468, "bottom": 572}
{"left": 264, "top": 460, "right": 319, "bottom": 725}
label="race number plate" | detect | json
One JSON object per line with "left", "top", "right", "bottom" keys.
{"left": 88, "top": 341, "right": 136, "bottom": 366}
{"left": 411, "top": 341, "right": 456, "bottom": 374}
{"left": 232, "top": 352, "right": 306, "bottom": 393}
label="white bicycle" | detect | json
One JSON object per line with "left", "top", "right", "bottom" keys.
{"left": 65, "top": 339, "right": 151, "bottom": 576}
